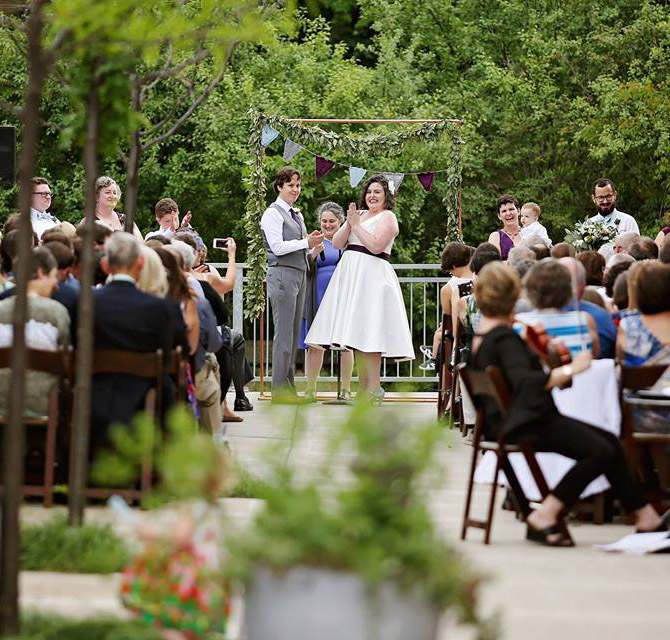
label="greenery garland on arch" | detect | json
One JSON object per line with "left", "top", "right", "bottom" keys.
{"left": 243, "top": 109, "right": 463, "bottom": 319}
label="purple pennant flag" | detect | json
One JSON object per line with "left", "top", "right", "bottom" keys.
{"left": 315, "top": 156, "right": 336, "bottom": 180}
{"left": 417, "top": 172, "right": 435, "bottom": 192}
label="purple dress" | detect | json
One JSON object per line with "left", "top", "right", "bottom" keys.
{"left": 498, "top": 230, "right": 514, "bottom": 260}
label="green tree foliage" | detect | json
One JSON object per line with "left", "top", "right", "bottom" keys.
{"left": 2, "top": 1, "right": 670, "bottom": 254}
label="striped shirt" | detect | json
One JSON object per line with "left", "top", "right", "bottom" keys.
{"left": 514, "top": 309, "right": 592, "bottom": 355}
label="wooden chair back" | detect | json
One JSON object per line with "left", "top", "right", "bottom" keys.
{"left": 0, "top": 346, "right": 74, "bottom": 507}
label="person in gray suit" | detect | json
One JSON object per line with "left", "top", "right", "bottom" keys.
{"left": 260, "top": 167, "right": 323, "bottom": 394}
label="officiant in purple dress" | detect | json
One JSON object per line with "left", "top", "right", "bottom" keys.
{"left": 300, "top": 202, "right": 354, "bottom": 400}
{"left": 487, "top": 194, "right": 521, "bottom": 260}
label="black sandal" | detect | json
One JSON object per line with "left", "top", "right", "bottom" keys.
{"left": 526, "top": 523, "right": 574, "bottom": 547}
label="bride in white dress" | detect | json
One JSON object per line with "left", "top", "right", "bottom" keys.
{"left": 305, "top": 175, "right": 414, "bottom": 400}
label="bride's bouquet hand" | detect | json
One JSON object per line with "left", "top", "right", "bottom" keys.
{"left": 347, "top": 202, "right": 361, "bottom": 228}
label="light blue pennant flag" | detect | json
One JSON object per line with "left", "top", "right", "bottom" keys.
{"left": 261, "top": 124, "right": 280, "bottom": 146}
{"left": 349, "top": 166, "right": 367, "bottom": 188}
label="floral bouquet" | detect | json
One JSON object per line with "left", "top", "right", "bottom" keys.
{"left": 564, "top": 218, "right": 618, "bottom": 251}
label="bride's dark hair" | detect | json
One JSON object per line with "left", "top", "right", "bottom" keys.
{"left": 358, "top": 174, "right": 395, "bottom": 210}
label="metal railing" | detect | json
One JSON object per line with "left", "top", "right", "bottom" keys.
{"left": 210, "top": 263, "right": 450, "bottom": 383}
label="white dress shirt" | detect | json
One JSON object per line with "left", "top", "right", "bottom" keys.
{"left": 259, "top": 197, "right": 308, "bottom": 256}
{"left": 520, "top": 220, "right": 552, "bottom": 246}
{"left": 589, "top": 208, "right": 639, "bottom": 235}
{"left": 30, "top": 207, "right": 60, "bottom": 240}
{"left": 145, "top": 227, "right": 175, "bottom": 241}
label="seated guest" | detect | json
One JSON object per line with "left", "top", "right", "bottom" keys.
{"left": 654, "top": 216, "right": 670, "bottom": 249}
{"left": 576, "top": 250, "right": 605, "bottom": 286}
{"left": 507, "top": 245, "right": 536, "bottom": 268}
{"left": 618, "top": 262, "right": 670, "bottom": 366}
{"left": 467, "top": 261, "right": 668, "bottom": 545}
{"left": 614, "top": 231, "right": 640, "bottom": 255}
{"left": 526, "top": 242, "right": 550, "bottom": 260}
{"left": 146, "top": 236, "right": 171, "bottom": 249}
{"left": 581, "top": 287, "right": 606, "bottom": 308}
{"left": 48, "top": 221, "right": 77, "bottom": 239}
{"left": 516, "top": 260, "right": 599, "bottom": 357}
{"left": 628, "top": 236, "right": 659, "bottom": 261}
{"left": 42, "top": 241, "right": 78, "bottom": 342}
{"left": 612, "top": 272, "right": 629, "bottom": 315}
{"left": 617, "top": 261, "right": 670, "bottom": 441}
{"left": 550, "top": 242, "right": 575, "bottom": 259}
{"left": 0, "top": 247, "right": 70, "bottom": 415}
{"left": 76, "top": 219, "right": 112, "bottom": 250}
{"left": 91, "top": 232, "right": 175, "bottom": 452}
{"left": 0, "top": 229, "right": 19, "bottom": 291}
{"left": 660, "top": 235, "right": 670, "bottom": 264}
{"left": 559, "top": 257, "right": 616, "bottom": 359}
{"left": 40, "top": 230, "right": 73, "bottom": 249}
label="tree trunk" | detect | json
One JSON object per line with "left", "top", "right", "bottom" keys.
{"left": 0, "top": 1, "right": 48, "bottom": 635}
{"left": 124, "top": 80, "right": 141, "bottom": 232}
{"left": 67, "top": 57, "right": 101, "bottom": 527}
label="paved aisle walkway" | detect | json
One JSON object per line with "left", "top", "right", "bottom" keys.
{"left": 20, "top": 393, "right": 670, "bottom": 639}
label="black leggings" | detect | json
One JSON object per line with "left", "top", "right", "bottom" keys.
{"left": 216, "top": 327, "right": 253, "bottom": 399}
{"left": 509, "top": 415, "right": 646, "bottom": 513}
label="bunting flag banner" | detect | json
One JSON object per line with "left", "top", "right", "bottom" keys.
{"left": 315, "top": 156, "right": 336, "bottom": 180}
{"left": 417, "top": 172, "right": 435, "bottom": 192}
{"left": 261, "top": 124, "right": 280, "bottom": 146}
{"left": 383, "top": 172, "right": 405, "bottom": 194}
{"left": 283, "top": 138, "right": 302, "bottom": 161}
{"left": 349, "top": 166, "right": 367, "bottom": 188}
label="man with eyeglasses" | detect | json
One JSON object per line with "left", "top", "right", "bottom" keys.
{"left": 589, "top": 178, "right": 639, "bottom": 234}
{"left": 30, "top": 176, "right": 60, "bottom": 240}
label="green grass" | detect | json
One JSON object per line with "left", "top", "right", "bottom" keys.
{"left": 227, "top": 467, "right": 269, "bottom": 498}
{"left": 10, "top": 615, "right": 163, "bottom": 640}
{"left": 21, "top": 516, "right": 129, "bottom": 574}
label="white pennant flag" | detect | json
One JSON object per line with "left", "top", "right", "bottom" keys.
{"left": 349, "top": 167, "right": 367, "bottom": 188}
{"left": 383, "top": 173, "right": 405, "bottom": 194}
{"left": 283, "top": 139, "right": 302, "bottom": 161}
{"left": 261, "top": 124, "right": 280, "bottom": 146}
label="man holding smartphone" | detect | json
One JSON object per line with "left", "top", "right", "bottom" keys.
{"left": 260, "top": 166, "right": 323, "bottom": 395}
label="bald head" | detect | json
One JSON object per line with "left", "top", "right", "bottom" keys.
{"left": 558, "top": 257, "right": 586, "bottom": 298}
{"left": 614, "top": 231, "right": 640, "bottom": 254}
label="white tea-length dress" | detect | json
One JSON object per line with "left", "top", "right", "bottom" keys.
{"left": 305, "top": 210, "right": 414, "bottom": 360}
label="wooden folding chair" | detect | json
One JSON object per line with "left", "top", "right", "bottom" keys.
{"left": 84, "top": 348, "right": 164, "bottom": 503}
{"left": 458, "top": 363, "right": 573, "bottom": 545}
{"left": 619, "top": 364, "right": 670, "bottom": 495}
{"left": 0, "top": 346, "right": 74, "bottom": 507}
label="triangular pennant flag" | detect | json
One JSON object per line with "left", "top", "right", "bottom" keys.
{"left": 261, "top": 124, "right": 280, "bottom": 146}
{"left": 349, "top": 167, "right": 367, "bottom": 188}
{"left": 417, "top": 172, "right": 435, "bottom": 192}
{"left": 383, "top": 172, "right": 405, "bottom": 194}
{"left": 315, "top": 156, "right": 336, "bottom": 180}
{"left": 283, "top": 139, "right": 302, "bottom": 161}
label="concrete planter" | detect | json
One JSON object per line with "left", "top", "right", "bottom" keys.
{"left": 245, "top": 566, "right": 439, "bottom": 640}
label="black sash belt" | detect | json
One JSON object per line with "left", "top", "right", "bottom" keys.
{"left": 345, "top": 244, "right": 390, "bottom": 262}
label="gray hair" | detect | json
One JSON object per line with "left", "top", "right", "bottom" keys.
{"left": 317, "top": 201, "right": 345, "bottom": 224}
{"left": 511, "top": 258, "right": 535, "bottom": 279}
{"left": 606, "top": 252, "right": 635, "bottom": 269}
{"left": 508, "top": 246, "right": 536, "bottom": 266}
{"left": 171, "top": 239, "right": 195, "bottom": 269}
{"left": 106, "top": 231, "right": 141, "bottom": 269}
{"left": 614, "top": 231, "right": 640, "bottom": 253}
{"left": 95, "top": 176, "right": 121, "bottom": 201}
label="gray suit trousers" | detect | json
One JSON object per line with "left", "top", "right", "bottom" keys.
{"left": 267, "top": 266, "right": 306, "bottom": 389}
